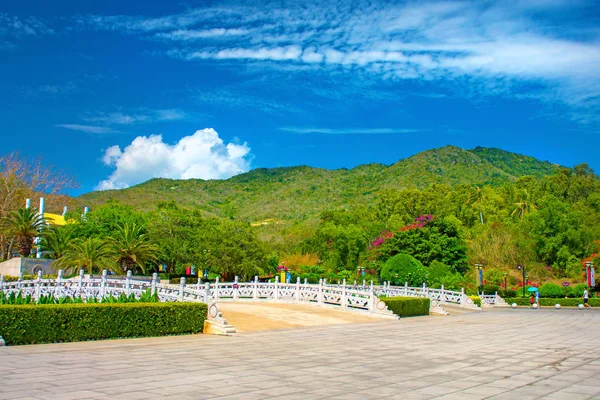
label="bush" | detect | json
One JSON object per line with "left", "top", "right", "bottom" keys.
{"left": 170, "top": 277, "right": 200, "bottom": 284}
{"left": 469, "top": 295, "right": 481, "bottom": 307}
{"left": 540, "top": 283, "right": 564, "bottom": 298}
{"left": 504, "top": 298, "right": 600, "bottom": 307}
{"left": 381, "top": 254, "right": 427, "bottom": 286}
{"left": 381, "top": 296, "right": 430, "bottom": 317}
{"left": 0, "top": 302, "right": 207, "bottom": 345}
{"left": 499, "top": 289, "right": 516, "bottom": 298}
{"left": 482, "top": 284, "right": 500, "bottom": 295}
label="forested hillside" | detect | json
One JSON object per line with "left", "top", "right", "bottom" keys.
{"left": 78, "top": 146, "right": 558, "bottom": 223}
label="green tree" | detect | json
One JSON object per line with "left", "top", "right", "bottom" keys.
{"left": 41, "top": 224, "right": 75, "bottom": 259}
{"left": 55, "top": 237, "right": 117, "bottom": 274}
{"left": 3, "top": 207, "right": 46, "bottom": 256}
{"left": 110, "top": 223, "right": 158, "bottom": 274}
{"left": 380, "top": 253, "right": 427, "bottom": 286}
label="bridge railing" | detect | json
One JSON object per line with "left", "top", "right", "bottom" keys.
{"left": 0, "top": 271, "right": 482, "bottom": 313}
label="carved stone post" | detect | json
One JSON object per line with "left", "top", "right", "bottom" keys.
{"left": 342, "top": 279, "right": 347, "bottom": 308}
{"left": 253, "top": 276, "right": 258, "bottom": 300}
{"left": 179, "top": 277, "right": 186, "bottom": 301}
{"left": 304, "top": 278, "right": 308, "bottom": 285}
{"left": 151, "top": 272, "right": 158, "bottom": 296}
{"left": 233, "top": 276, "right": 239, "bottom": 301}
{"left": 0, "top": 274, "right": 4, "bottom": 291}
{"left": 36, "top": 270, "right": 43, "bottom": 301}
{"left": 18, "top": 272, "right": 23, "bottom": 291}
{"left": 369, "top": 280, "right": 375, "bottom": 312}
{"left": 204, "top": 282, "right": 211, "bottom": 303}
{"left": 295, "top": 277, "right": 301, "bottom": 303}
{"left": 79, "top": 269, "right": 84, "bottom": 297}
{"left": 125, "top": 270, "right": 132, "bottom": 296}
{"left": 274, "top": 276, "right": 279, "bottom": 301}
{"left": 214, "top": 277, "right": 219, "bottom": 301}
{"left": 196, "top": 277, "right": 201, "bottom": 292}
{"left": 460, "top": 287, "right": 466, "bottom": 306}
{"left": 101, "top": 270, "right": 107, "bottom": 299}
{"left": 55, "top": 269, "right": 63, "bottom": 298}
{"left": 405, "top": 281, "right": 408, "bottom": 296}
{"left": 441, "top": 284, "right": 445, "bottom": 304}
{"left": 318, "top": 279, "right": 323, "bottom": 305}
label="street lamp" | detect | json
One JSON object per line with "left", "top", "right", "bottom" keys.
{"left": 517, "top": 264, "right": 526, "bottom": 297}
{"left": 503, "top": 272, "right": 508, "bottom": 290}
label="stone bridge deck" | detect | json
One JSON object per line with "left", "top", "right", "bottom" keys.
{"left": 2, "top": 308, "right": 600, "bottom": 399}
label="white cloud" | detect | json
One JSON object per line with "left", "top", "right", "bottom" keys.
{"left": 278, "top": 127, "right": 420, "bottom": 135}
{"left": 156, "top": 28, "right": 250, "bottom": 40}
{"left": 85, "top": 1, "right": 600, "bottom": 121}
{"left": 55, "top": 124, "right": 120, "bottom": 134}
{"left": 97, "top": 128, "right": 251, "bottom": 190}
{"left": 82, "top": 108, "right": 187, "bottom": 125}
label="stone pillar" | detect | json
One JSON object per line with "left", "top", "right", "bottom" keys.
{"left": 233, "top": 276, "right": 239, "bottom": 301}
{"left": 295, "top": 277, "right": 301, "bottom": 303}
{"left": 151, "top": 273, "right": 158, "bottom": 296}
{"left": 36, "top": 270, "right": 43, "bottom": 301}
{"left": 204, "top": 282, "right": 211, "bottom": 303}
{"left": 369, "top": 280, "right": 375, "bottom": 312}
{"left": 253, "top": 276, "right": 258, "bottom": 300}
{"left": 214, "top": 277, "right": 219, "bottom": 301}
{"left": 318, "top": 279, "right": 323, "bottom": 304}
{"left": 56, "top": 269, "right": 63, "bottom": 298}
{"left": 79, "top": 269, "right": 84, "bottom": 296}
{"left": 126, "top": 270, "right": 132, "bottom": 296}
{"left": 101, "top": 270, "right": 107, "bottom": 299}
{"left": 441, "top": 284, "right": 445, "bottom": 304}
{"left": 342, "top": 279, "right": 347, "bottom": 308}
{"left": 179, "top": 277, "right": 186, "bottom": 301}
{"left": 274, "top": 276, "right": 279, "bottom": 300}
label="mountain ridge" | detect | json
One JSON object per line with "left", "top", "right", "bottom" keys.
{"left": 77, "top": 145, "right": 560, "bottom": 222}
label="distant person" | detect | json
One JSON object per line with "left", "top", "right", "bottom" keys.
{"left": 535, "top": 290, "right": 540, "bottom": 308}
{"left": 583, "top": 289, "right": 591, "bottom": 309}
{"left": 530, "top": 294, "right": 535, "bottom": 308}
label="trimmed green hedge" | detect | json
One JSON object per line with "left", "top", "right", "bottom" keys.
{"left": 381, "top": 296, "right": 430, "bottom": 317}
{"left": 0, "top": 302, "right": 207, "bottom": 345}
{"left": 505, "top": 298, "right": 600, "bottom": 307}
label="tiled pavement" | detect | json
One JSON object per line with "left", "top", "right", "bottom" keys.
{"left": 1, "top": 308, "right": 600, "bottom": 399}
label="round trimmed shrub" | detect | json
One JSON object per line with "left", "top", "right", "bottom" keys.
{"left": 482, "top": 284, "right": 500, "bottom": 295}
{"left": 540, "top": 283, "right": 564, "bottom": 298}
{"left": 381, "top": 254, "right": 427, "bottom": 287}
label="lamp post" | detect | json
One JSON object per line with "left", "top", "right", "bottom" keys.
{"left": 503, "top": 273, "right": 508, "bottom": 290}
{"left": 474, "top": 264, "right": 483, "bottom": 291}
{"left": 517, "top": 265, "right": 526, "bottom": 297}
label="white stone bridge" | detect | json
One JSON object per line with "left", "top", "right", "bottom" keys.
{"left": 0, "top": 269, "right": 497, "bottom": 317}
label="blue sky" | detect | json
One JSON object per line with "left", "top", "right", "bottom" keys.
{"left": 1, "top": 0, "right": 599, "bottom": 194}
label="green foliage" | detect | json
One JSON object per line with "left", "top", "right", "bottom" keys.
{"left": 54, "top": 237, "right": 117, "bottom": 274}
{"left": 0, "top": 302, "right": 207, "bottom": 345}
{"left": 380, "top": 254, "right": 427, "bottom": 286}
{"left": 539, "top": 283, "right": 564, "bottom": 298}
{"left": 499, "top": 289, "right": 517, "bottom": 297}
{"left": 482, "top": 284, "right": 500, "bottom": 295}
{"left": 3, "top": 207, "right": 46, "bottom": 256}
{"left": 469, "top": 295, "right": 482, "bottom": 307}
{"left": 110, "top": 223, "right": 158, "bottom": 274}
{"left": 0, "top": 289, "right": 158, "bottom": 305}
{"left": 381, "top": 296, "right": 430, "bottom": 317}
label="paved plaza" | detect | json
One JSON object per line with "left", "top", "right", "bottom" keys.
{"left": 1, "top": 307, "right": 600, "bottom": 400}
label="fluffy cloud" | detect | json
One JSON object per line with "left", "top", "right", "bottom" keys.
{"left": 97, "top": 128, "right": 251, "bottom": 190}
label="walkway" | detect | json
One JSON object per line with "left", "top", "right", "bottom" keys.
{"left": 216, "top": 302, "right": 389, "bottom": 332}
{"left": 1, "top": 308, "right": 600, "bottom": 399}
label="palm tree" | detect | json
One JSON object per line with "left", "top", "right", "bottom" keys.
{"left": 41, "top": 225, "right": 75, "bottom": 259}
{"left": 511, "top": 189, "right": 538, "bottom": 219}
{"left": 3, "top": 207, "right": 46, "bottom": 256}
{"left": 55, "top": 237, "right": 116, "bottom": 274}
{"left": 110, "top": 223, "right": 158, "bottom": 274}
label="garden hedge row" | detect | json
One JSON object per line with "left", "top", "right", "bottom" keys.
{"left": 381, "top": 296, "right": 430, "bottom": 317}
{"left": 0, "top": 302, "right": 207, "bottom": 345}
{"left": 505, "top": 298, "right": 600, "bottom": 307}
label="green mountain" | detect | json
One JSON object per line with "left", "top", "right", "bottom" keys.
{"left": 77, "top": 146, "right": 559, "bottom": 222}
